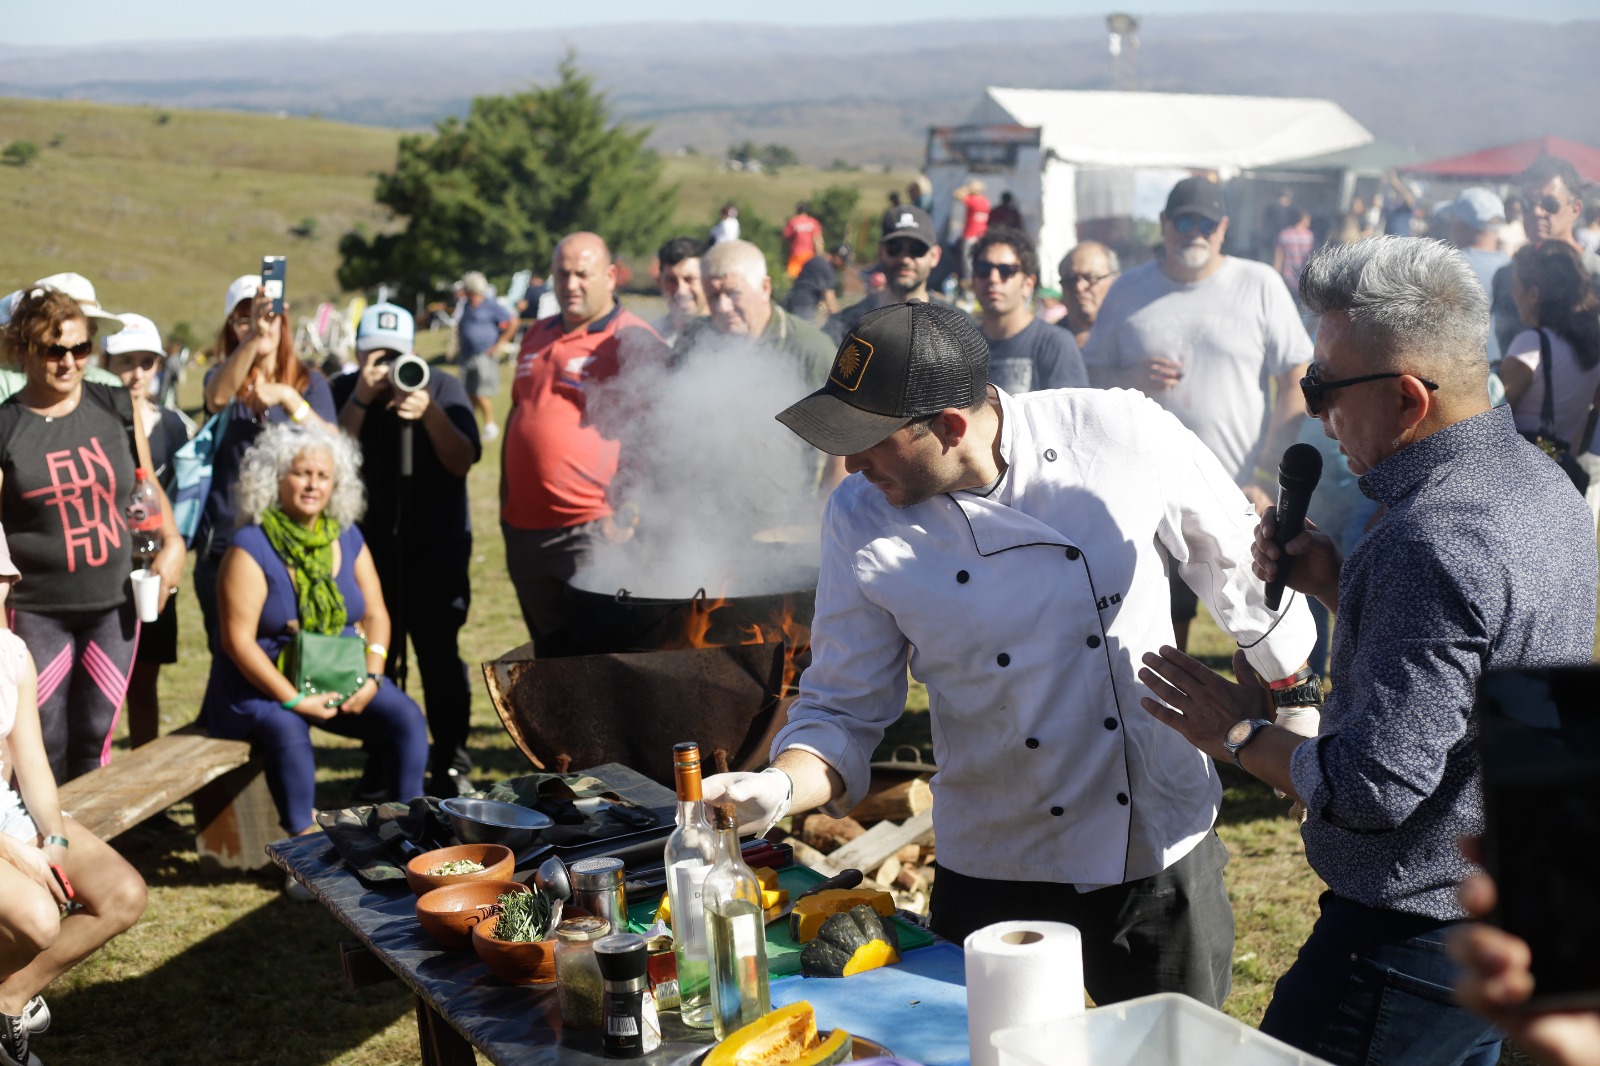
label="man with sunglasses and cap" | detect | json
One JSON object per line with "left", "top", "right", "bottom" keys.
{"left": 1084, "top": 176, "right": 1311, "bottom": 650}
{"left": 1489, "top": 155, "right": 1600, "bottom": 360}
{"left": 332, "top": 304, "right": 481, "bottom": 797}
{"left": 824, "top": 206, "right": 943, "bottom": 344}
{"left": 1139, "top": 236, "right": 1596, "bottom": 1066}
{"left": 703, "top": 299, "right": 1315, "bottom": 1009}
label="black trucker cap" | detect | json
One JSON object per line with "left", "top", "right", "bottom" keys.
{"left": 776, "top": 301, "right": 989, "bottom": 456}
{"left": 1164, "top": 176, "right": 1228, "bottom": 222}
{"left": 881, "top": 205, "right": 937, "bottom": 246}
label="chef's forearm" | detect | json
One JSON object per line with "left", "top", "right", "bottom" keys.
{"left": 772, "top": 748, "right": 846, "bottom": 815}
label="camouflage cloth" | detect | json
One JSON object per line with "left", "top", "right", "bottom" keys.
{"left": 317, "top": 773, "right": 663, "bottom": 885}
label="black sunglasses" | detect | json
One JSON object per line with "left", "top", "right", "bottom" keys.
{"left": 1172, "top": 215, "right": 1220, "bottom": 236}
{"left": 1065, "top": 271, "right": 1114, "bottom": 287}
{"left": 973, "top": 260, "right": 1023, "bottom": 282}
{"left": 41, "top": 341, "right": 94, "bottom": 361}
{"left": 1525, "top": 195, "right": 1567, "bottom": 216}
{"left": 1300, "top": 365, "right": 1440, "bottom": 416}
{"left": 113, "top": 353, "right": 161, "bottom": 371}
{"left": 882, "top": 237, "right": 930, "bottom": 258}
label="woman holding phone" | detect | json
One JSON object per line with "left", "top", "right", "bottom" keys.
{"left": 193, "top": 271, "right": 336, "bottom": 649}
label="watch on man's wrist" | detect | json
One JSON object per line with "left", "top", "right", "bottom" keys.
{"left": 1271, "top": 673, "right": 1323, "bottom": 710}
{"left": 1224, "top": 718, "right": 1275, "bottom": 767}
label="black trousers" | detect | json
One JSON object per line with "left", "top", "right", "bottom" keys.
{"left": 929, "top": 829, "right": 1235, "bottom": 1009}
{"left": 369, "top": 537, "right": 474, "bottom": 780}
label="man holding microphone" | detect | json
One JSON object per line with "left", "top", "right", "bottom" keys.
{"left": 706, "top": 299, "right": 1314, "bottom": 1007}
{"left": 334, "top": 304, "right": 482, "bottom": 797}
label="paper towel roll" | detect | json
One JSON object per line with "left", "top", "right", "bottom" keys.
{"left": 964, "top": 921, "right": 1085, "bottom": 1066}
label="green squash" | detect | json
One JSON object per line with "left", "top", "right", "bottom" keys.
{"left": 799, "top": 904, "right": 901, "bottom": 978}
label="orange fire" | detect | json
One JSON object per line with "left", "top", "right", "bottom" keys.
{"left": 664, "top": 592, "right": 810, "bottom": 696}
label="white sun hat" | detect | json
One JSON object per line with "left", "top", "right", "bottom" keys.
{"left": 33, "top": 272, "right": 124, "bottom": 335}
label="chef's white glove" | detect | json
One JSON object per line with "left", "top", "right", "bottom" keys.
{"left": 703, "top": 767, "right": 792, "bottom": 836}
{"left": 1273, "top": 706, "right": 1320, "bottom": 738}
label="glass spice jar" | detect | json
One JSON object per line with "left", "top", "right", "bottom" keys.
{"left": 555, "top": 915, "right": 612, "bottom": 1030}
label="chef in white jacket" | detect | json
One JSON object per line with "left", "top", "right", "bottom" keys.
{"left": 705, "top": 300, "right": 1316, "bottom": 1008}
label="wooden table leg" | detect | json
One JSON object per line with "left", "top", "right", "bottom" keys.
{"left": 416, "top": 995, "right": 476, "bottom": 1066}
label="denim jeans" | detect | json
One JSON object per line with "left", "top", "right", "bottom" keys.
{"left": 1260, "top": 892, "right": 1501, "bottom": 1066}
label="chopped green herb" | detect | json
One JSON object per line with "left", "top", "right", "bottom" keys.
{"left": 493, "top": 888, "right": 554, "bottom": 943}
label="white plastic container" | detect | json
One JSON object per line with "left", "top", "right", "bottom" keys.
{"left": 992, "top": 992, "right": 1334, "bottom": 1066}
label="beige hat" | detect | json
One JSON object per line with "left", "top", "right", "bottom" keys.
{"left": 33, "top": 272, "right": 124, "bottom": 335}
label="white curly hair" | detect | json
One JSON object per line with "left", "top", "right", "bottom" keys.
{"left": 233, "top": 422, "right": 366, "bottom": 529}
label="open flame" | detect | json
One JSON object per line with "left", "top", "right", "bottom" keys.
{"left": 663, "top": 592, "right": 810, "bottom": 695}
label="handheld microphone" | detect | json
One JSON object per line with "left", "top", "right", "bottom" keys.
{"left": 1264, "top": 443, "right": 1323, "bottom": 611}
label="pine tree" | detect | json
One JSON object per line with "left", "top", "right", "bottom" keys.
{"left": 338, "top": 56, "right": 675, "bottom": 303}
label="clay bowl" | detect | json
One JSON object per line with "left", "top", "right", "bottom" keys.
{"left": 415, "top": 880, "right": 529, "bottom": 951}
{"left": 404, "top": 843, "right": 515, "bottom": 897}
{"left": 471, "top": 912, "right": 558, "bottom": 984}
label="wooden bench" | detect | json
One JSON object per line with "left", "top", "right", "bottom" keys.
{"left": 56, "top": 726, "right": 282, "bottom": 870}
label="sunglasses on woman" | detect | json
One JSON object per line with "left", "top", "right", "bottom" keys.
{"left": 114, "top": 354, "right": 162, "bottom": 372}
{"left": 1300, "top": 363, "right": 1439, "bottom": 416}
{"left": 41, "top": 341, "right": 94, "bottom": 361}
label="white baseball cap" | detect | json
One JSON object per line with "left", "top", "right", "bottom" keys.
{"left": 103, "top": 313, "right": 164, "bottom": 358}
{"left": 33, "top": 272, "right": 124, "bottom": 335}
{"left": 224, "top": 274, "right": 264, "bottom": 318}
{"left": 356, "top": 303, "right": 415, "bottom": 354}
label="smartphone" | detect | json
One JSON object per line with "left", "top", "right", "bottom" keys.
{"left": 49, "top": 863, "right": 74, "bottom": 901}
{"left": 1475, "top": 666, "right": 1600, "bottom": 1009}
{"left": 260, "top": 255, "right": 287, "bottom": 316}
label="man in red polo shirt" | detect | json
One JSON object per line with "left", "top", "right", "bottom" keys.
{"left": 502, "top": 231, "right": 667, "bottom": 653}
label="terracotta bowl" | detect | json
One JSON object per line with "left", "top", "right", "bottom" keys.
{"left": 471, "top": 912, "right": 558, "bottom": 984}
{"left": 415, "top": 880, "right": 528, "bottom": 951}
{"left": 404, "top": 843, "right": 515, "bottom": 897}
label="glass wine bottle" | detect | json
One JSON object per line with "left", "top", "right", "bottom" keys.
{"left": 703, "top": 800, "right": 771, "bottom": 1038}
{"left": 662, "top": 742, "right": 716, "bottom": 1028}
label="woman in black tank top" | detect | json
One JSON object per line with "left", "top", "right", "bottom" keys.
{"left": 0, "top": 290, "right": 186, "bottom": 783}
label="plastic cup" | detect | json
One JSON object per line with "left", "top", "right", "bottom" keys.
{"left": 130, "top": 568, "right": 161, "bottom": 623}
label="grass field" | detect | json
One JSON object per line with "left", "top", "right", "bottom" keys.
{"left": 9, "top": 95, "right": 1324, "bottom": 1065}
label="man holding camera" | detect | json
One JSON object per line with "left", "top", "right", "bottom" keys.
{"left": 334, "top": 304, "right": 482, "bottom": 796}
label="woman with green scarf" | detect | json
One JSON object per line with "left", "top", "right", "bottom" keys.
{"left": 201, "top": 423, "right": 427, "bottom": 842}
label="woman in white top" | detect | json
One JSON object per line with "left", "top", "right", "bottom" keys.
{"left": 0, "top": 525, "right": 147, "bottom": 1065}
{"left": 1500, "top": 239, "right": 1600, "bottom": 449}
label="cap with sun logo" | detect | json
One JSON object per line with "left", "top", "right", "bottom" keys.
{"left": 776, "top": 301, "right": 989, "bottom": 455}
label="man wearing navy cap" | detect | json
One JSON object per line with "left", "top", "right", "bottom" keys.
{"left": 704, "top": 300, "right": 1314, "bottom": 1008}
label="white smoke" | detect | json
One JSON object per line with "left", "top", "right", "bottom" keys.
{"left": 578, "top": 331, "right": 825, "bottom": 598}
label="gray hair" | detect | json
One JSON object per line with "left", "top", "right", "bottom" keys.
{"left": 234, "top": 422, "right": 366, "bottom": 529}
{"left": 701, "top": 239, "right": 769, "bottom": 290}
{"left": 1299, "top": 236, "right": 1489, "bottom": 385}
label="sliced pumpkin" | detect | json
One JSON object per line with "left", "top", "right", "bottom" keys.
{"left": 753, "top": 867, "right": 781, "bottom": 891}
{"left": 789, "top": 888, "right": 896, "bottom": 943}
{"left": 799, "top": 905, "right": 900, "bottom": 979}
{"left": 704, "top": 1001, "right": 852, "bottom": 1066}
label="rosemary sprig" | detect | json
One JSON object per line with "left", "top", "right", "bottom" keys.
{"left": 493, "top": 887, "right": 554, "bottom": 943}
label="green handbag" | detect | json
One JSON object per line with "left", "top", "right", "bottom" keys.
{"left": 278, "top": 631, "right": 369, "bottom": 702}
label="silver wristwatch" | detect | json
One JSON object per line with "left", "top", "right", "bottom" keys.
{"left": 1223, "top": 718, "right": 1275, "bottom": 767}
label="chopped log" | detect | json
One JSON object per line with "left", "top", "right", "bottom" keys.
{"left": 894, "top": 864, "right": 927, "bottom": 893}
{"left": 818, "top": 809, "right": 935, "bottom": 876}
{"left": 874, "top": 857, "right": 901, "bottom": 888}
{"left": 847, "top": 777, "right": 933, "bottom": 824}
{"left": 783, "top": 836, "right": 833, "bottom": 872}
{"left": 798, "top": 813, "right": 865, "bottom": 852}
{"left": 894, "top": 844, "right": 922, "bottom": 864}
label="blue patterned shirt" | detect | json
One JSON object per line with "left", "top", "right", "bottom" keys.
{"left": 1290, "top": 405, "right": 1597, "bottom": 919}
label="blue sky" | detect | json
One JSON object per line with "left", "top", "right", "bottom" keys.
{"left": 2, "top": 0, "right": 1588, "bottom": 46}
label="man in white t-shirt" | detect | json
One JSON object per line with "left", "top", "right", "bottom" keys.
{"left": 1084, "top": 177, "right": 1311, "bottom": 647}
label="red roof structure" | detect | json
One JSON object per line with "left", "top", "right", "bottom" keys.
{"left": 1401, "top": 136, "right": 1600, "bottom": 184}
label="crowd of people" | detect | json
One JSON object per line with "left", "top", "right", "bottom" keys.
{"left": 1, "top": 152, "right": 1598, "bottom": 1066}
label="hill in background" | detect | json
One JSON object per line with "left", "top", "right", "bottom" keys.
{"left": 0, "top": 97, "right": 911, "bottom": 337}
{"left": 3, "top": 14, "right": 1598, "bottom": 167}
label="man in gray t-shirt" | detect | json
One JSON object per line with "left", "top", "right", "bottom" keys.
{"left": 1084, "top": 179, "right": 1310, "bottom": 494}
{"left": 973, "top": 227, "right": 1087, "bottom": 394}
{"left": 1084, "top": 177, "right": 1311, "bottom": 648}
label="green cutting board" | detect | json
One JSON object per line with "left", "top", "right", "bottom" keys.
{"left": 625, "top": 864, "right": 933, "bottom": 976}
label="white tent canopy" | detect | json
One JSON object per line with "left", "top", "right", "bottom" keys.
{"left": 969, "top": 88, "right": 1374, "bottom": 173}
{"left": 932, "top": 88, "right": 1374, "bottom": 287}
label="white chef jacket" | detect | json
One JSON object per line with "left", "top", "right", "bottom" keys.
{"left": 773, "top": 386, "right": 1314, "bottom": 887}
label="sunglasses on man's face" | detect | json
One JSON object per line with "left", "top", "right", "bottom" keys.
{"left": 973, "top": 260, "right": 1023, "bottom": 282}
{"left": 1065, "top": 271, "right": 1114, "bottom": 288}
{"left": 1299, "top": 364, "right": 1440, "bottom": 416}
{"left": 1525, "top": 195, "right": 1569, "bottom": 216}
{"left": 41, "top": 341, "right": 94, "bottom": 361}
{"left": 882, "top": 237, "right": 930, "bottom": 259}
{"left": 1171, "top": 215, "right": 1220, "bottom": 237}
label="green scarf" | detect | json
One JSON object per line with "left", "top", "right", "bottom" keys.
{"left": 260, "top": 506, "right": 348, "bottom": 636}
